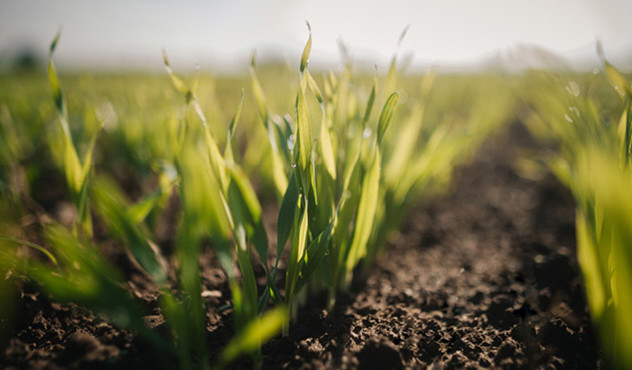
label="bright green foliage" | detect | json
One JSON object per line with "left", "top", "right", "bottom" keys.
{"left": 91, "top": 177, "right": 169, "bottom": 284}
{"left": 47, "top": 31, "right": 102, "bottom": 236}
{"left": 163, "top": 51, "right": 285, "bottom": 367}
{"left": 1, "top": 36, "right": 289, "bottom": 370}
{"left": 249, "top": 55, "right": 289, "bottom": 198}
{"left": 0, "top": 27, "right": 515, "bottom": 369}
{"left": 216, "top": 307, "right": 288, "bottom": 369}
{"left": 248, "top": 25, "right": 513, "bottom": 315}
{"left": 523, "top": 51, "right": 632, "bottom": 368}
{"left": 377, "top": 92, "right": 399, "bottom": 145}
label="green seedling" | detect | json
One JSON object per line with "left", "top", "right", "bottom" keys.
{"left": 163, "top": 50, "right": 287, "bottom": 367}
{"left": 523, "top": 46, "right": 632, "bottom": 368}
{"left": 1, "top": 26, "right": 518, "bottom": 369}
{"left": 47, "top": 31, "right": 102, "bottom": 237}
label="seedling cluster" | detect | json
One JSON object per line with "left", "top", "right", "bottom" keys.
{"left": 524, "top": 44, "right": 632, "bottom": 368}
{"left": 1, "top": 27, "right": 516, "bottom": 368}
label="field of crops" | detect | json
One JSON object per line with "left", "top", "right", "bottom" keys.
{"left": 0, "top": 29, "right": 630, "bottom": 369}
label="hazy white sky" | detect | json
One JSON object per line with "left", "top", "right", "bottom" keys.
{"left": 1, "top": 0, "right": 631, "bottom": 72}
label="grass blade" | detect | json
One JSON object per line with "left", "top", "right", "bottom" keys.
{"left": 377, "top": 92, "right": 399, "bottom": 146}
{"left": 277, "top": 173, "right": 298, "bottom": 270}
{"left": 0, "top": 236, "right": 58, "bottom": 265}
{"left": 217, "top": 307, "right": 288, "bottom": 369}
{"left": 225, "top": 89, "right": 245, "bottom": 161}
{"left": 91, "top": 179, "right": 168, "bottom": 284}
{"left": 300, "top": 21, "right": 312, "bottom": 73}
{"left": 597, "top": 41, "right": 630, "bottom": 99}
{"left": 162, "top": 50, "right": 191, "bottom": 98}
{"left": 346, "top": 149, "right": 381, "bottom": 271}
{"left": 362, "top": 78, "right": 377, "bottom": 128}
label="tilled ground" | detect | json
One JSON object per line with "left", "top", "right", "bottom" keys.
{"left": 1, "top": 123, "right": 601, "bottom": 369}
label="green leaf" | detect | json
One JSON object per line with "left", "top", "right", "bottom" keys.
{"left": 163, "top": 53, "right": 227, "bottom": 189}
{"left": 225, "top": 162, "right": 269, "bottom": 268}
{"left": 249, "top": 55, "right": 269, "bottom": 123}
{"left": 295, "top": 199, "right": 310, "bottom": 264}
{"left": 225, "top": 89, "right": 245, "bottom": 161}
{"left": 300, "top": 21, "right": 312, "bottom": 73}
{"left": 128, "top": 189, "right": 165, "bottom": 225}
{"left": 62, "top": 135, "right": 83, "bottom": 193}
{"left": 47, "top": 32, "right": 80, "bottom": 191}
{"left": 306, "top": 70, "right": 324, "bottom": 105}
{"left": 385, "top": 25, "right": 409, "bottom": 93}
{"left": 285, "top": 196, "right": 309, "bottom": 305}
{"left": 49, "top": 30, "right": 61, "bottom": 55}
{"left": 177, "top": 143, "right": 232, "bottom": 368}
{"left": 277, "top": 174, "right": 298, "bottom": 269}
{"left": 295, "top": 78, "right": 312, "bottom": 174}
{"left": 75, "top": 171, "right": 92, "bottom": 236}
{"left": 235, "top": 229, "right": 259, "bottom": 329}
{"left": 249, "top": 59, "right": 288, "bottom": 197}
{"left": 384, "top": 106, "right": 423, "bottom": 188}
{"left": 159, "top": 291, "right": 194, "bottom": 369}
{"left": 47, "top": 31, "right": 96, "bottom": 235}
{"left": 384, "top": 71, "right": 434, "bottom": 189}
{"left": 576, "top": 212, "right": 606, "bottom": 320}
{"left": 346, "top": 149, "right": 381, "bottom": 271}
{"left": 178, "top": 144, "right": 231, "bottom": 245}
{"left": 319, "top": 116, "right": 337, "bottom": 180}
{"left": 386, "top": 57, "right": 397, "bottom": 96}
{"left": 163, "top": 50, "right": 191, "bottom": 97}
{"left": 80, "top": 124, "right": 102, "bottom": 186}
{"left": 48, "top": 31, "right": 67, "bottom": 126}
{"left": 200, "top": 128, "right": 227, "bottom": 191}
{"left": 91, "top": 179, "right": 167, "bottom": 284}
{"left": 226, "top": 163, "right": 262, "bottom": 222}
{"left": 377, "top": 92, "right": 399, "bottom": 145}
{"left": 0, "top": 236, "right": 58, "bottom": 265}
{"left": 362, "top": 78, "right": 377, "bottom": 127}
{"left": 217, "top": 307, "right": 288, "bottom": 368}
{"left": 309, "top": 145, "right": 319, "bottom": 207}
{"left": 597, "top": 41, "right": 630, "bottom": 99}
{"left": 271, "top": 148, "right": 289, "bottom": 198}
{"left": 175, "top": 231, "right": 210, "bottom": 369}
{"left": 397, "top": 24, "right": 410, "bottom": 47}
{"left": 294, "top": 220, "right": 334, "bottom": 294}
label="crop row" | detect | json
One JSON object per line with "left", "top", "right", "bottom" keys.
{"left": 523, "top": 45, "right": 632, "bottom": 368}
{"left": 0, "top": 29, "right": 513, "bottom": 368}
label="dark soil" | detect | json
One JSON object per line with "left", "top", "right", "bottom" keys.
{"left": 1, "top": 123, "right": 602, "bottom": 369}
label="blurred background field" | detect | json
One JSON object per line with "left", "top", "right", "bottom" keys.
{"left": 2, "top": 0, "right": 631, "bottom": 73}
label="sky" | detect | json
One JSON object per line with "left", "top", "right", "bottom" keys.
{"left": 1, "top": 0, "right": 631, "bottom": 73}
